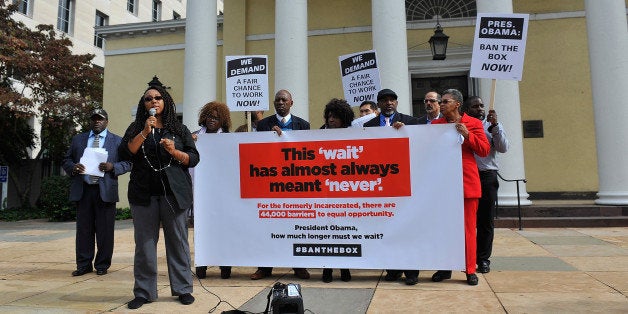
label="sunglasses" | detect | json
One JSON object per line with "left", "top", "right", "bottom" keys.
{"left": 144, "top": 95, "right": 163, "bottom": 102}
{"left": 441, "top": 99, "right": 458, "bottom": 105}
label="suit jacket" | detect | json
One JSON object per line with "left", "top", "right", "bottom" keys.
{"left": 432, "top": 113, "right": 490, "bottom": 199}
{"left": 62, "top": 130, "right": 131, "bottom": 203}
{"left": 256, "top": 114, "right": 310, "bottom": 131}
{"left": 417, "top": 113, "right": 443, "bottom": 125}
{"left": 363, "top": 112, "right": 420, "bottom": 127}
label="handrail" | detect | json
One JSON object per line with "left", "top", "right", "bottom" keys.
{"left": 495, "top": 172, "right": 527, "bottom": 230}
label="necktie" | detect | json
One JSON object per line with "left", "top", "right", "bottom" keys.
{"left": 281, "top": 117, "right": 287, "bottom": 124}
{"left": 384, "top": 116, "right": 390, "bottom": 126}
{"left": 89, "top": 135, "right": 100, "bottom": 184}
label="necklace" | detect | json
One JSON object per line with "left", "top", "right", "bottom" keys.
{"left": 141, "top": 141, "right": 172, "bottom": 172}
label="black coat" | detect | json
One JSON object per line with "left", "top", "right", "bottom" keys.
{"left": 256, "top": 115, "right": 310, "bottom": 131}
{"left": 363, "top": 112, "right": 420, "bottom": 127}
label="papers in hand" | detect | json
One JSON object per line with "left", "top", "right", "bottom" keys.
{"left": 80, "top": 148, "right": 108, "bottom": 177}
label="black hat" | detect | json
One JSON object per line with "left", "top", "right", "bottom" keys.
{"left": 377, "top": 88, "right": 397, "bottom": 101}
{"left": 91, "top": 108, "right": 108, "bottom": 120}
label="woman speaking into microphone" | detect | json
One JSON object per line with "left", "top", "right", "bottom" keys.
{"left": 119, "top": 84, "right": 199, "bottom": 309}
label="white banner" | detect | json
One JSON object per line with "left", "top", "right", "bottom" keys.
{"left": 225, "top": 55, "right": 269, "bottom": 111}
{"left": 470, "top": 13, "right": 530, "bottom": 81}
{"left": 194, "top": 125, "right": 465, "bottom": 270}
{"left": 339, "top": 50, "right": 381, "bottom": 106}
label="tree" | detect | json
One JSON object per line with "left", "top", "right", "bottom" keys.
{"left": 0, "top": 1, "right": 103, "bottom": 208}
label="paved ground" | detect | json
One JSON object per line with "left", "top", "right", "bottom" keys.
{"left": 0, "top": 219, "right": 626, "bottom": 313}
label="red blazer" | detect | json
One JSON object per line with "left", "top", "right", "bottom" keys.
{"left": 433, "top": 113, "right": 490, "bottom": 198}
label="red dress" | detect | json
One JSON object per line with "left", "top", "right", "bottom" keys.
{"left": 433, "top": 113, "right": 490, "bottom": 273}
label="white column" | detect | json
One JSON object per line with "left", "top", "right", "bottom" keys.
{"left": 477, "top": 0, "right": 531, "bottom": 206}
{"left": 585, "top": 0, "right": 628, "bottom": 205}
{"left": 372, "top": 0, "right": 411, "bottom": 114}
{"left": 183, "top": 0, "right": 217, "bottom": 129}
{"left": 275, "top": 0, "right": 309, "bottom": 121}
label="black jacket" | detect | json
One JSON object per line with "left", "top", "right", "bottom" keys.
{"left": 256, "top": 115, "right": 310, "bottom": 131}
{"left": 363, "top": 112, "right": 420, "bottom": 127}
{"left": 119, "top": 123, "right": 199, "bottom": 209}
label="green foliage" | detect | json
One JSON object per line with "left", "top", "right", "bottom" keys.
{"left": 116, "top": 207, "right": 132, "bottom": 220}
{"left": 38, "top": 175, "right": 74, "bottom": 222}
{"left": 0, "top": 206, "right": 44, "bottom": 221}
{"left": 0, "top": 205, "right": 132, "bottom": 222}
{"left": 0, "top": 106, "right": 35, "bottom": 165}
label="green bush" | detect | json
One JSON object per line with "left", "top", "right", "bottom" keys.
{"left": 39, "top": 175, "right": 75, "bottom": 222}
{"left": 0, "top": 207, "right": 45, "bottom": 221}
{"left": 116, "top": 207, "right": 132, "bottom": 220}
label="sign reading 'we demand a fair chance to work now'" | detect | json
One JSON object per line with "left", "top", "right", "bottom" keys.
{"left": 225, "top": 55, "right": 270, "bottom": 111}
{"left": 470, "top": 13, "right": 529, "bottom": 81}
{"left": 339, "top": 50, "right": 382, "bottom": 107}
{"left": 193, "top": 126, "right": 466, "bottom": 270}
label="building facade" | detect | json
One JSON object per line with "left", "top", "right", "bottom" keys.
{"left": 98, "top": 0, "right": 628, "bottom": 208}
{"left": 11, "top": 0, "right": 190, "bottom": 67}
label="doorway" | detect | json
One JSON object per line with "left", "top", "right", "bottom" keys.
{"left": 411, "top": 75, "right": 470, "bottom": 117}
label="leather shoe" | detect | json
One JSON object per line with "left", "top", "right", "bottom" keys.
{"left": 96, "top": 269, "right": 107, "bottom": 275}
{"left": 178, "top": 293, "right": 195, "bottom": 305}
{"left": 431, "top": 270, "right": 452, "bottom": 282}
{"left": 72, "top": 267, "right": 93, "bottom": 276}
{"left": 340, "top": 269, "right": 352, "bottom": 282}
{"left": 322, "top": 269, "right": 333, "bottom": 283}
{"left": 384, "top": 270, "right": 402, "bottom": 281}
{"left": 477, "top": 260, "right": 490, "bottom": 273}
{"left": 250, "top": 269, "right": 271, "bottom": 280}
{"left": 466, "top": 273, "right": 479, "bottom": 286}
{"left": 293, "top": 268, "right": 310, "bottom": 279}
{"left": 128, "top": 297, "right": 150, "bottom": 309}
{"left": 405, "top": 276, "right": 419, "bottom": 285}
{"left": 220, "top": 266, "right": 231, "bottom": 279}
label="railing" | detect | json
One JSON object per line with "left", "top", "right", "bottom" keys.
{"left": 496, "top": 172, "right": 527, "bottom": 230}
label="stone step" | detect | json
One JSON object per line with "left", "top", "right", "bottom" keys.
{"left": 493, "top": 201, "right": 628, "bottom": 228}
{"left": 495, "top": 216, "right": 628, "bottom": 228}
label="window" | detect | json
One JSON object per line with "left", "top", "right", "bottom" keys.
{"left": 94, "top": 11, "right": 109, "bottom": 48}
{"left": 57, "top": 0, "right": 74, "bottom": 34}
{"left": 405, "top": 0, "right": 476, "bottom": 21}
{"left": 152, "top": 0, "right": 162, "bottom": 22}
{"left": 127, "top": 0, "right": 137, "bottom": 15}
{"left": 173, "top": 11, "right": 181, "bottom": 20}
{"left": 13, "top": 0, "right": 31, "bottom": 16}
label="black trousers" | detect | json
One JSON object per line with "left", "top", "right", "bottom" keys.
{"left": 476, "top": 170, "right": 498, "bottom": 263}
{"left": 75, "top": 184, "right": 116, "bottom": 270}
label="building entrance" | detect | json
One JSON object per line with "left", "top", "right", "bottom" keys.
{"left": 410, "top": 75, "right": 469, "bottom": 117}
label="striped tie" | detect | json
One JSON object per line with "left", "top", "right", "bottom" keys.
{"left": 89, "top": 135, "right": 100, "bottom": 184}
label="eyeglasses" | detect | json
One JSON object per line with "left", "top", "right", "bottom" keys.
{"left": 207, "top": 115, "right": 220, "bottom": 121}
{"left": 144, "top": 95, "right": 163, "bottom": 102}
{"left": 441, "top": 99, "right": 458, "bottom": 105}
{"left": 424, "top": 98, "right": 441, "bottom": 104}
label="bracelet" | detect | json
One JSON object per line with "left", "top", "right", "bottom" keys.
{"left": 139, "top": 132, "right": 147, "bottom": 140}
{"left": 177, "top": 152, "right": 187, "bottom": 164}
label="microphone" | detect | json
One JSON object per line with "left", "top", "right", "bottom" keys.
{"left": 149, "top": 108, "right": 156, "bottom": 135}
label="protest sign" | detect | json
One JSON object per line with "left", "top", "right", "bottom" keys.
{"left": 194, "top": 126, "right": 465, "bottom": 270}
{"left": 339, "top": 50, "right": 381, "bottom": 106}
{"left": 470, "top": 13, "right": 529, "bottom": 81}
{"left": 226, "top": 55, "right": 269, "bottom": 111}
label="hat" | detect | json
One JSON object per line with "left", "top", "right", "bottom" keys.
{"left": 90, "top": 108, "right": 108, "bottom": 120}
{"left": 377, "top": 89, "right": 397, "bottom": 101}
